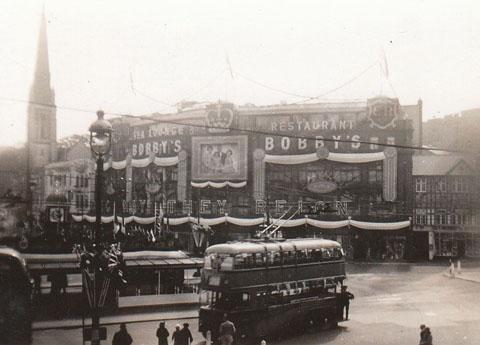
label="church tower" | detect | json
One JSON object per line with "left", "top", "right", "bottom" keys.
{"left": 27, "top": 9, "right": 57, "bottom": 170}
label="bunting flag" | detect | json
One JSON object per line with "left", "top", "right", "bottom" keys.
{"left": 113, "top": 203, "right": 120, "bottom": 234}
{"left": 154, "top": 202, "right": 163, "bottom": 238}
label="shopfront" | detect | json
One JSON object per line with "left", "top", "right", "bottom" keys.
{"left": 71, "top": 98, "right": 416, "bottom": 257}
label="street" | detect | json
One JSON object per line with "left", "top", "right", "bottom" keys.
{"left": 32, "top": 264, "right": 480, "bottom": 345}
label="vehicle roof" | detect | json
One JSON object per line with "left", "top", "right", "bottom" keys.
{"left": 205, "top": 238, "right": 341, "bottom": 255}
{"left": 0, "top": 246, "right": 23, "bottom": 261}
{"left": 0, "top": 246, "right": 28, "bottom": 273}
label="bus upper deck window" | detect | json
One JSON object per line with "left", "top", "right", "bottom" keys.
{"left": 204, "top": 255, "right": 212, "bottom": 269}
{"left": 273, "top": 252, "right": 281, "bottom": 265}
{"left": 221, "top": 256, "right": 234, "bottom": 271}
{"left": 212, "top": 255, "right": 222, "bottom": 270}
{"left": 334, "top": 248, "right": 343, "bottom": 259}
{"left": 234, "top": 255, "right": 244, "bottom": 269}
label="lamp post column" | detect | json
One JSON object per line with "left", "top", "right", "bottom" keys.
{"left": 89, "top": 110, "right": 112, "bottom": 345}
{"left": 92, "top": 154, "right": 104, "bottom": 345}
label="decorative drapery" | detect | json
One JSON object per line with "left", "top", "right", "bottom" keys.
{"left": 263, "top": 150, "right": 386, "bottom": 165}
{"left": 72, "top": 214, "right": 410, "bottom": 230}
{"left": 102, "top": 154, "right": 179, "bottom": 171}
{"left": 349, "top": 219, "right": 410, "bottom": 230}
{"left": 191, "top": 181, "right": 247, "bottom": 188}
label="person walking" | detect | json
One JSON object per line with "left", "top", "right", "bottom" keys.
{"left": 156, "top": 321, "right": 169, "bottom": 345}
{"left": 419, "top": 325, "right": 433, "bottom": 345}
{"left": 172, "top": 324, "right": 182, "bottom": 345}
{"left": 338, "top": 286, "right": 354, "bottom": 320}
{"left": 179, "top": 323, "right": 193, "bottom": 345}
{"left": 219, "top": 314, "right": 236, "bottom": 345}
{"left": 112, "top": 323, "right": 133, "bottom": 345}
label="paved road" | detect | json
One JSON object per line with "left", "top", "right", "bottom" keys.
{"left": 33, "top": 264, "right": 480, "bottom": 345}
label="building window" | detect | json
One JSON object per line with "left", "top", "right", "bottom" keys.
{"left": 437, "top": 177, "right": 446, "bottom": 192}
{"left": 368, "top": 163, "right": 383, "bottom": 183}
{"left": 426, "top": 209, "right": 434, "bottom": 225}
{"left": 170, "top": 166, "right": 178, "bottom": 182}
{"left": 415, "top": 177, "right": 427, "bottom": 192}
{"left": 415, "top": 209, "right": 427, "bottom": 225}
{"left": 453, "top": 177, "right": 468, "bottom": 193}
{"left": 435, "top": 209, "right": 446, "bottom": 225}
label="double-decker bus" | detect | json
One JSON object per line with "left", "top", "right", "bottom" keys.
{"left": 199, "top": 237, "right": 347, "bottom": 341}
{"left": 0, "top": 246, "right": 32, "bottom": 345}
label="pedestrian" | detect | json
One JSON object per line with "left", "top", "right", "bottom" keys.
{"left": 172, "top": 324, "right": 182, "bottom": 345}
{"left": 419, "top": 324, "right": 433, "bottom": 345}
{"left": 156, "top": 321, "right": 169, "bottom": 345}
{"left": 338, "top": 285, "right": 354, "bottom": 320}
{"left": 112, "top": 323, "right": 133, "bottom": 345}
{"left": 58, "top": 272, "right": 68, "bottom": 295}
{"left": 219, "top": 313, "right": 236, "bottom": 345}
{"left": 179, "top": 323, "right": 193, "bottom": 345}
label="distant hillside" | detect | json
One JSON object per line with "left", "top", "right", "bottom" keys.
{"left": 423, "top": 108, "right": 480, "bottom": 153}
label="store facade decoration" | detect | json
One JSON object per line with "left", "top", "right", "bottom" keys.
{"left": 54, "top": 97, "right": 418, "bottom": 260}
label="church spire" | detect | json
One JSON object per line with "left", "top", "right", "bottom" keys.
{"left": 29, "top": 7, "right": 54, "bottom": 104}
{"left": 27, "top": 7, "right": 57, "bottom": 169}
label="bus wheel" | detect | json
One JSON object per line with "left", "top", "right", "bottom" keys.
{"left": 305, "top": 313, "right": 318, "bottom": 333}
{"left": 325, "top": 316, "right": 338, "bottom": 330}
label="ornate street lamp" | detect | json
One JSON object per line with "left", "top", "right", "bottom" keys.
{"left": 88, "top": 110, "right": 112, "bottom": 345}
{"left": 89, "top": 110, "right": 113, "bottom": 241}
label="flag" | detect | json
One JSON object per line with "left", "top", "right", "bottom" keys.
{"left": 130, "top": 71, "right": 136, "bottom": 95}
{"left": 113, "top": 203, "right": 121, "bottom": 234}
{"left": 226, "top": 54, "right": 234, "bottom": 79}
{"left": 380, "top": 48, "right": 389, "bottom": 79}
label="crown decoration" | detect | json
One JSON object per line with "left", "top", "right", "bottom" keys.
{"left": 367, "top": 97, "right": 400, "bottom": 130}
{"left": 205, "top": 103, "right": 235, "bottom": 133}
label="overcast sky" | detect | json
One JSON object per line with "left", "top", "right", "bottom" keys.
{"left": 1, "top": 0, "right": 480, "bottom": 146}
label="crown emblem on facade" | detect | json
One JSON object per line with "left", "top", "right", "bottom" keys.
{"left": 367, "top": 97, "right": 400, "bottom": 129}
{"left": 205, "top": 102, "right": 235, "bottom": 133}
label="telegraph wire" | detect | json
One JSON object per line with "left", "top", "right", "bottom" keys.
{"left": 292, "top": 62, "right": 379, "bottom": 104}
{"left": 235, "top": 71, "right": 311, "bottom": 99}
{"left": 0, "top": 94, "right": 475, "bottom": 155}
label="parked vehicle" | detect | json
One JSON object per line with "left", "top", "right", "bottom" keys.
{"left": 199, "top": 237, "right": 348, "bottom": 342}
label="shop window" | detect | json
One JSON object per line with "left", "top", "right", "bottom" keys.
{"left": 436, "top": 233, "right": 458, "bottom": 257}
{"left": 465, "top": 233, "right": 480, "bottom": 257}
{"left": 170, "top": 166, "right": 178, "bottom": 182}
{"left": 368, "top": 163, "right": 383, "bottom": 183}
{"left": 415, "top": 177, "right": 427, "bottom": 192}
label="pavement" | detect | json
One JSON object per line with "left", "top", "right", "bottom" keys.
{"left": 443, "top": 266, "right": 480, "bottom": 283}
{"left": 33, "top": 304, "right": 198, "bottom": 330}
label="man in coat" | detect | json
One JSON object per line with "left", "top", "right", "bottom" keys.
{"left": 338, "top": 286, "right": 354, "bottom": 320}
{"left": 112, "top": 323, "right": 132, "bottom": 345}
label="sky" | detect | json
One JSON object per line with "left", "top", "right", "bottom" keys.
{"left": 1, "top": 0, "right": 480, "bottom": 146}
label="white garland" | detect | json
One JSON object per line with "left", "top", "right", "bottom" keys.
{"left": 72, "top": 214, "right": 410, "bottom": 230}
{"left": 191, "top": 181, "right": 247, "bottom": 188}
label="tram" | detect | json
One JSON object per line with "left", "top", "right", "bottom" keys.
{"left": 198, "top": 237, "right": 347, "bottom": 341}
{"left": 0, "top": 246, "right": 32, "bottom": 345}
